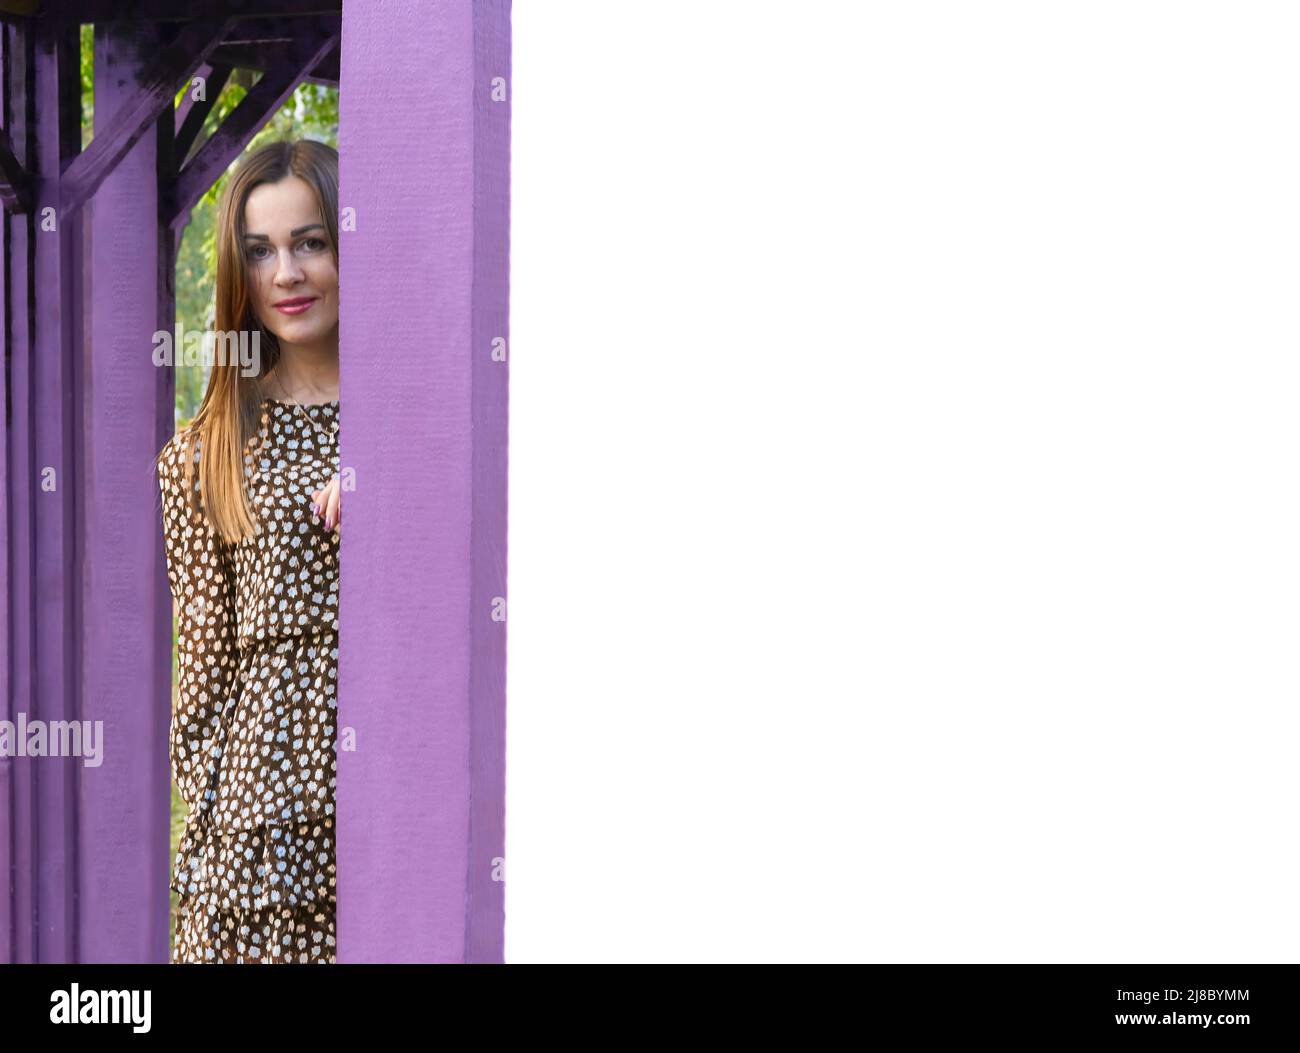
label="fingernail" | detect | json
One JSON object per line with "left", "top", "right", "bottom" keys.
{"left": 311, "top": 503, "right": 319, "bottom": 515}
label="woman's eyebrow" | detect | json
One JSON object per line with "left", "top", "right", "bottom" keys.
{"left": 243, "top": 223, "right": 326, "bottom": 241}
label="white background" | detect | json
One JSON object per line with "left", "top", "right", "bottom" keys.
{"left": 509, "top": 0, "right": 1300, "bottom": 962}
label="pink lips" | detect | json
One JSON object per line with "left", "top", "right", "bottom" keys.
{"left": 274, "top": 297, "right": 317, "bottom": 315}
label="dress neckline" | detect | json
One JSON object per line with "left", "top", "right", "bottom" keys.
{"left": 261, "top": 397, "right": 339, "bottom": 409}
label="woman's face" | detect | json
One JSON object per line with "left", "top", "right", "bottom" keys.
{"left": 242, "top": 174, "right": 338, "bottom": 351}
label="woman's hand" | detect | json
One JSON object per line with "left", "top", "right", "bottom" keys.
{"left": 310, "top": 475, "right": 342, "bottom": 532}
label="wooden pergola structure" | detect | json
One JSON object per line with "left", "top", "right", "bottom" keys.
{"left": 0, "top": 0, "right": 510, "bottom": 963}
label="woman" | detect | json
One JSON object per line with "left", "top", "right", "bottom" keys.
{"left": 155, "top": 138, "right": 342, "bottom": 963}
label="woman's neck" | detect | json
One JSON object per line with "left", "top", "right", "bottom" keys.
{"left": 264, "top": 343, "right": 339, "bottom": 403}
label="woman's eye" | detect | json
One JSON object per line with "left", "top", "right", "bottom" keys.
{"left": 245, "top": 237, "right": 328, "bottom": 262}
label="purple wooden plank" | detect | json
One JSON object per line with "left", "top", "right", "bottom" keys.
{"left": 466, "top": 0, "right": 510, "bottom": 964}
{"left": 220, "top": 13, "right": 336, "bottom": 45}
{"left": 31, "top": 16, "right": 80, "bottom": 964}
{"left": 206, "top": 41, "right": 338, "bottom": 87}
{"left": 152, "top": 91, "right": 179, "bottom": 962}
{"left": 173, "top": 60, "right": 212, "bottom": 130}
{"left": 3, "top": 16, "right": 37, "bottom": 965}
{"left": 79, "top": 20, "right": 172, "bottom": 964}
{"left": 0, "top": 16, "right": 11, "bottom": 965}
{"left": 338, "top": 0, "right": 509, "bottom": 963}
{"left": 173, "top": 61, "right": 231, "bottom": 167}
{"left": 66, "top": 0, "right": 341, "bottom": 20}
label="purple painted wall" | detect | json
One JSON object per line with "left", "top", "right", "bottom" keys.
{"left": 337, "top": 0, "right": 510, "bottom": 962}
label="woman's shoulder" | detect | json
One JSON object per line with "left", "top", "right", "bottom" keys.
{"left": 157, "top": 427, "right": 204, "bottom": 489}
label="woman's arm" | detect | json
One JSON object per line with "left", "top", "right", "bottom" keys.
{"left": 157, "top": 433, "right": 241, "bottom": 812}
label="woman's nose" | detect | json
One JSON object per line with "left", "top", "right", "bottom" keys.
{"left": 275, "top": 250, "right": 304, "bottom": 283}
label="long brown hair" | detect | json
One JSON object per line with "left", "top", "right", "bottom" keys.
{"left": 156, "top": 138, "right": 339, "bottom": 543}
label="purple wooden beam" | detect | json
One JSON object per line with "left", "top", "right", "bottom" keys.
{"left": 205, "top": 14, "right": 342, "bottom": 88}
{"left": 305, "top": 41, "right": 337, "bottom": 85}
{"left": 58, "top": 15, "right": 235, "bottom": 214}
{"left": 338, "top": 0, "right": 510, "bottom": 963}
{"left": 220, "top": 13, "right": 338, "bottom": 45}
{"left": 78, "top": 18, "right": 174, "bottom": 964}
{"left": 0, "top": 125, "right": 32, "bottom": 211}
{"left": 29, "top": 14, "right": 81, "bottom": 963}
{"left": 172, "top": 60, "right": 231, "bottom": 169}
{"left": 207, "top": 40, "right": 339, "bottom": 87}
{"left": 0, "top": 16, "right": 13, "bottom": 965}
{"left": 58, "top": 0, "right": 340, "bottom": 21}
{"left": 166, "top": 18, "right": 338, "bottom": 227}
{"left": 467, "top": 0, "right": 511, "bottom": 963}
{"left": 174, "top": 61, "right": 215, "bottom": 132}
{"left": 0, "top": 11, "right": 81, "bottom": 965}
{"left": 2, "top": 16, "right": 38, "bottom": 966}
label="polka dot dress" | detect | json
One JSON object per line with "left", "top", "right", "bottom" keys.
{"left": 157, "top": 397, "right": 340, "bottom": 964}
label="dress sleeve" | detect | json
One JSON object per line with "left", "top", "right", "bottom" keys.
{"left": 157, "top": 433, "right": 241, "bottom": 812}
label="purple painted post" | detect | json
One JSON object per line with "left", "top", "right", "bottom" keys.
{"left": 468, "top": 0, "right": 511, "bottom": 964}
{"left": 3, "top": 17, "right": 38, "bottom": 965}
{"left": 29, "top": 18, "right": 80, "bottom": 963}
{"left": 80, "top": 21, "right": 174, "bottom": 964}
{"left": 0, "top": 18, "right": 10, "bottom": 965}
{"left": 337, "top": 0, "right": 510, "bottom": 962}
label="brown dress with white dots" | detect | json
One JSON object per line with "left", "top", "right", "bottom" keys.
{"left": 157, "top": 397, "right": 340, "bottom": 964}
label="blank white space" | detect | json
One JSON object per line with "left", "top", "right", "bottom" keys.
{"left": 509, "top": 0, "right": 1300, "bottom": 962}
